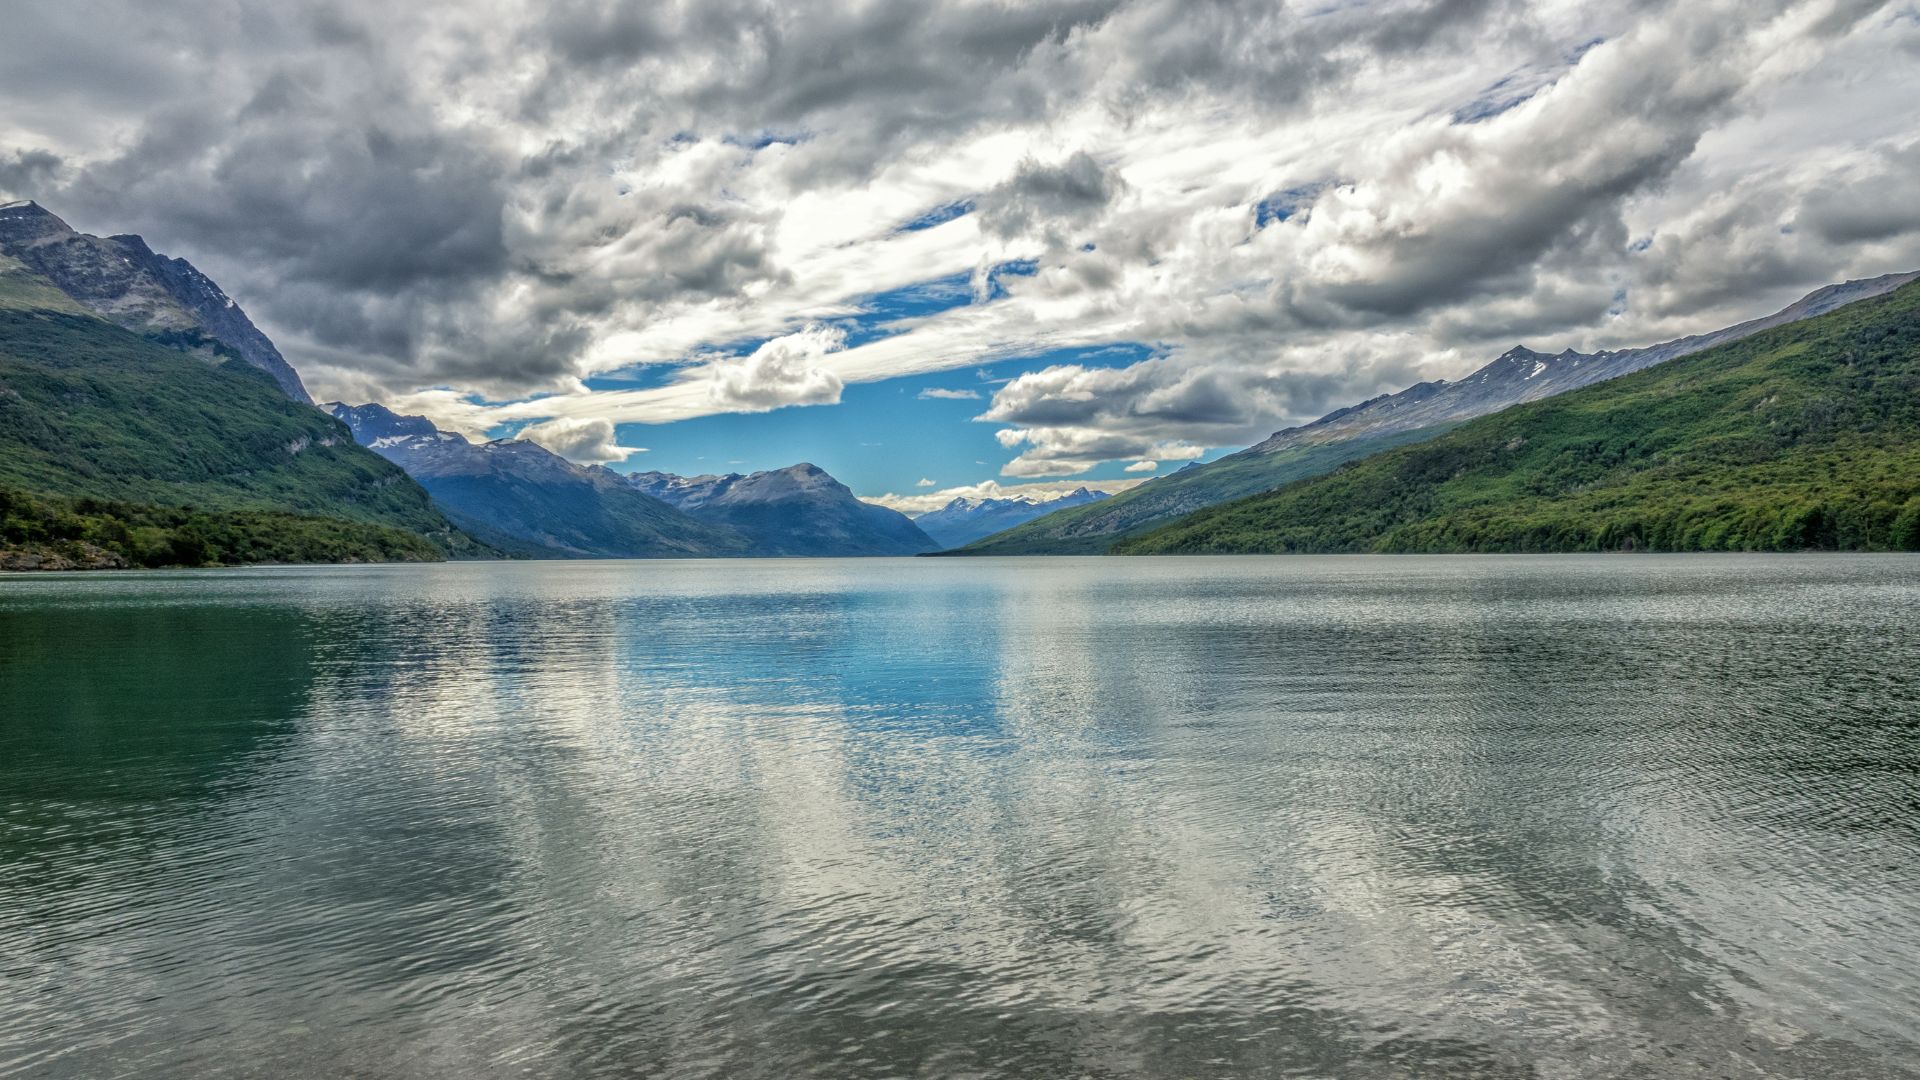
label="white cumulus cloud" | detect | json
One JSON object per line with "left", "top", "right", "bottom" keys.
{"left": 514, "top": 416, "right": 646, "bottom": 464}
{"left": 700, "top": 325, "right": 847, "bottom": 412}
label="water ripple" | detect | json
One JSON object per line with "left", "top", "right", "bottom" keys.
{"left": 2, "top": 555, "right": 1918, "bottom": 1078}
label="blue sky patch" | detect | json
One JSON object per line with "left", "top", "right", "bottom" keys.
{"left": 978, "top": 258, "right": 1038, "bottom": 301}
{"left": 724, "top": 130, "right": 810, "bottom": 150}
{"left": 598, "top": 341, "right": 1165, "bottom": 497}
{"left": 897, "top": 200, "right": 975, "bottom": 232}
{"left": 481, "top": 268, "right": 1167, "bottom": 497}
{"left": 1452, "top": 37, "right": 1605, "bottom": 124}
{"left": 1255, "top": 186, "right": 1327, "bottom": 228}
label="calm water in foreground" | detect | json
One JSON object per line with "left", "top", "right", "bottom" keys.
{"left": 2, "top": 555, "right": 1918, "bottom": 1079}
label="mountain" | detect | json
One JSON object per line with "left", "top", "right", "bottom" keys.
{"left": 1116, "top": 278, "right": 1920, "bottom": 554}
{"left": 629, "top": 465, "right": 938, "bottom": 556}
{"left": 954, "top": 271, "right": 1920, "bottom": 555}
{"left": 0, "top": 255, "right": 477, "bottom": 569}
{"left": 912, "top": 487, "right": 1109, "bottom": 549}
{"left": 327, "top": 402, "right": 750, "bottom": 558}
{"left": 0, "top": 200, "right": 311, "bottom": 402}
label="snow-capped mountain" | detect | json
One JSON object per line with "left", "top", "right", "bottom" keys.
{"left": 327, "top": 402, "right": 749, "bottom": 558}
{"left": 628, "top": 464, "right": 937, "bottom": 556}
{"left": 913, "top": 488, "right": 1109, "bottom": 549}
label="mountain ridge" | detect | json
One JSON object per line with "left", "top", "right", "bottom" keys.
{"left": 328, "top": 402, "right": 750, "bottom": 558}
{"left": 0, "top": 200, "right": 312, "bottom": 402}
{"left": 951, "top": 270, "right": 1920, "bottom": 555}
{"left": 912, "top": 487, "right": 1109, "bottom": 549}
{"left": 1117, "top": 278, "right": 1920, "bottom": 554}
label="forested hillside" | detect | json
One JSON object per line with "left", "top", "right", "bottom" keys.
{"left": 1119, "top": 281, "right": 1920, "bottom": 554}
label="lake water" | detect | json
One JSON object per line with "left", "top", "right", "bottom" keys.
{"left": 3, "top": 555, "right": 1919, "bottom": 1079}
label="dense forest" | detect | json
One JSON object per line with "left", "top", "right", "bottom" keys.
{"left": 0, "top": 487, "right": 444, "bottom": 569}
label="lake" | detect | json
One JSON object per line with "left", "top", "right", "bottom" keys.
{"left": 3, "top": 555, "right": 1918, "bottom": 1078}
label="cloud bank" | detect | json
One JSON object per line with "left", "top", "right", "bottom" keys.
{"left": 4, "top": 0, "right": 1916, "bottom": 480}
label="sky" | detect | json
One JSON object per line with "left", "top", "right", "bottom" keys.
{"left": 3, "top": 0, "right": 1919, "bottom": 508}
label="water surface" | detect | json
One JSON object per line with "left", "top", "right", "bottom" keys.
{"left": 3, "top": 555, "right": 1919, "bottom": 1078}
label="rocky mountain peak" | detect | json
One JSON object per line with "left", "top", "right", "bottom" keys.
{"left": 0, "top": 200, "right": 75, "bottom": 246}
{"left": 325, "top": 401, "right": 442, "bottom": 443}
{"left": 0, "top": 203, "right": 312, "bottom": 402}
{"left": 105, "top": 233, "right": 156, "bottom": 257}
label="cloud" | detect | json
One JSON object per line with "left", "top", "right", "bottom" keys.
{"left": 915, "top": 477, "right": 936, "bottom": 487}
{"left": 701, "top": 325, "right": 847, "bottom": 412}
{"left": 975, "top": 359, "right": 1377, "bottom": 476}
{"left": 1794, "top": 140, "right": 1920, "bottom": 246}
{"left": 975, "top": 151, "right": 1128, "bottom": 242}
{"left": 918, "top": 387, "right": 982, "bottom": 400}
{"left": 3, "top": 0, "right": 1915, "bottom": 481}
{"left": 0, "top": 149, "right": 64, "bottom": 199}
{"left": 1125, "top": 459, "right": 1158, "bottom": 472}
{"left": 515, "top": 416, "right": 646, "bottom": 464}
{"left": 865, "top": 477, "right": 1144, "bottom": 515}
{"left": 993, "top": 425, "right": 1206, "bottom": 478}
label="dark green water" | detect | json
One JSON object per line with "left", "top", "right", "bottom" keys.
{"left": 2, "top": 555, "right": 1918, "bottom": 1078}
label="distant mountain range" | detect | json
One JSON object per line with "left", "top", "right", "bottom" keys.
{"left": 1118, "top": 277, "right": 1920, "bottom": 553}
{"left": 329, "top": 402, "right": 936, "bottom": 557}
{"left": 0, "top": 201, "right": 311, "bottom": 402}
{"left": 911, "top": 488, "right": 1108, "bottom": 549}
{"left": 953, "top": 271, "right": 1920, "bottom": 555}
{"left": 629, "top": 465, "right": 937, "bottom": 556}
{"left": 326, "top": 403, "right": 750, "bottom": 558}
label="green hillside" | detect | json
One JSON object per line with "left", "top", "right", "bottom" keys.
{"left": 1118, "top": 280, "right": 1920, "bottom": 555}
{"left": 947, "top": 426, "right": 1454, "bottom": 554}
{"left": 0, "top": 263, "right": 482, "bottom": 566}
{"left": 0, "top": 488, "right": 443, "bottom": 569}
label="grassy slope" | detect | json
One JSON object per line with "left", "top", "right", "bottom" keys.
{"left": 0, "top": 253, "right": 92, "bottom": 315}
{"left": 0, "top": 266, "right": 483, "bottom": 565}
{"left": 1118, "top": 280, "right": 1920, "bottom": 555}
{"left": 948, "top": 425, "right": 1455, "bottom": 555}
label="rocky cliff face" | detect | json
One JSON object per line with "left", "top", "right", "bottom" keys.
{"left": 327, "top": 400, "right": 443, "bottom": 444}
{"left": 106, "top": 233, "right": 312, "bottom": 402}
{"left": 0, "top": 200, "right": 311, "bottom": 402}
